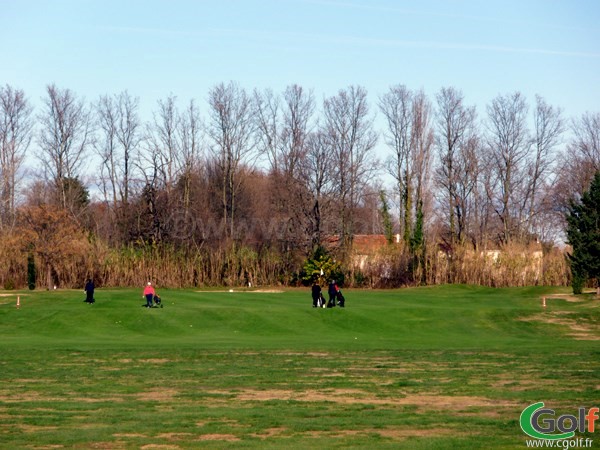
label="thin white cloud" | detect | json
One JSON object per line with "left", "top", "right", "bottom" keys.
{"left": 99, "top": 25, "right": 600, "bottom": 59}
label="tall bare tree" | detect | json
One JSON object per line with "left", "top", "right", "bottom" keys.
{"left": 324, "top": 85, "right": 377, "bottom": 256}
{"left": 552, "top": 111, "right": 600, "bottom": 230}
{"left": 147, "top": 94, "right": 179, "bottom": 192}
{"left": 525, "top": 95, "right": 564, "bottom": 238}
{"left": 281, "top": 85, "right": 314, "bottom": 179}
{"left": 380, "top": 86, "right": 433, "bottom": 246}
{"left": 254, "top": 88, "right": 281, "bottom": 174}
{"left": 485, "top": 92, "right": 531, "bottom": 243}
{"left": 410, "top": 90, "right": 434, "bottom": 222}
{"left": 570, "top": 112, "right": 600, "bottom": 170}
{"left": 301, "top": 129, "right": 333, "bottom": 249}
{"left": 434, "top": 86, "right": 477, "bottom": 245}
{"left": 177, "top": 99, "right": 202, "bottom": 211}
{"left": 254, "top": 85, "right": 315, "bottom": 176}
{"left": 0, "top": 85, "right": 33, "bottom": 229}
{"left": 95, "top": 91, "right": 141, "bottom": 209}
{"left": 207, "top": 82, "right": 256, "bottom": 239}
{"left": 38, "top": 84, "right": 92, "bottom": 211}
{"left": 379, "top": 85, "right": 412, "bottom": 242}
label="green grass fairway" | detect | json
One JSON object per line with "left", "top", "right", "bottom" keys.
{"left": 0, "top": 285, "right": 598, "bottom": 449}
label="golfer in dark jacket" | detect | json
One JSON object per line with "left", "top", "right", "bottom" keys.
{"left": 327, "top": 280, "right": 338, "bottom": 308}
{"left": 84, "top": 279, "right": 95, "bottom": 303}
{"left": 311, "top": 282, "right": 322, "bottom": 307}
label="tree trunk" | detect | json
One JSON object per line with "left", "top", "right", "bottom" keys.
{"left": 46, "top": 261, "right": 52, "bottom": 290}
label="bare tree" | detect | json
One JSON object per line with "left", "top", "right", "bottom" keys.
{"left": 562, "top": 112, "right": 600, "bottom": 198}
{"left": 38, "top": 84, "right": 92, "bottom": 211}
{"left": 147, "top": 94, "right": 179, "bottom": 192}
{"left": 457, "top": 134, "right": 484, "bottom": 246}
{"left": 254, "top": 85, "right": 316, "bottom": 251}
{"left": 207, "top": 82, "right": 256, "bottom": 239}
{"left": 410, "top": 89, "right": 434, "bottom": 222}
{"left": 324, "top": 85, "right": 377, "bottom": 256}
{"left": 177, "top": 99, "right": 202, "bottom": 210}
{"left": 116, "top": 92, "right": 141, "bottom": 205}
{"left": 379, "top": 85, "right": 412, "bottom": 242}
{"left": 95, "top": 91, "right": 141, "bottom": 209}
{"left": 281, "top": 85, "right": 314, "bottom": 178}
{"left": 95, "top": 94, "right": 118, "bottom": 207}
{"left": 552, "top": 111, "right": 600, "bottom": 230}
{"left": 525, "top": 95, "right": 564, "bottom": 237}
{"left": 0, "top": 85, "right": 33, "bottom": 229}
{"left": 380, "top": 86, "right": 433, "bottom": 246}
{"left": 254, "top": 88, "right": 281, "bottom": 174}
{"left": 571, "top": 112, "right": 600, "bottom": 170}
{"left": 434, "top": 86, "right": 477, "bottom": 245}
{"left": 301, "top": 129, "right": 334, "bottom": 248}
{"left": 485, "top": 92, "right": 531, "bottom": 243}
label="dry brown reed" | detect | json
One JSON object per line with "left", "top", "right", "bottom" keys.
{"left": 0, "top": 232, "right": 570, "bottom": 289}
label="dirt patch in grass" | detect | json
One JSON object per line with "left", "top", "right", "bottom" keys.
{"left": 73, "top": 396, "right": 127, "bottom": 403}
{"left": 140, "top": 445, "right": 180, "bottom": 449}
{"left": 374, "top": 427, "right": 458, "bottom": 439}
{"left": 522, "top": 313, "right": 600, "bottom": 340}
{"left": 137, "top": 388, "right": 178, "bottom": 402}
{"left": 215, "top": 388, "right": 516, "bottom": 411}
{"left": 307, "top": 426, "right": 462, "bottom": 440}
{"left": 197, "top": 434, "right": 240, "bottom": 442}
{"left": 19, "top": 424, "right": 59, "bottom": 433}
{"left": 157, "top": 432, "right": 194, "bottom": 441}
{"left": 29, "top": 446, "right": 64, "bottom": 449}
{"left": 544, "top": 294, "right": 585, "bottom": 303}
{"left": 85, "top": 442, "right": 129, "bottom": 449}
{"left": 139, "top": 358, "right": 170, "bottom": 364}
{"left": 249, "top": 427, "right": 288, "bottom": 439}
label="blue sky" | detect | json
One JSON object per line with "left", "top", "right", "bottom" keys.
{"left": 1, "top": 0, "right": 599, "bottom": 135}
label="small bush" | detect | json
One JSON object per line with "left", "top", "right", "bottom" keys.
{"left": 572, "top": 273, "right": 585, "bottom": 295}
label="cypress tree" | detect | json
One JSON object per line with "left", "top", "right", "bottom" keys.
{"left": 410, "top": 200, "right": 425, "bottom": 284}
{"left": 27, "top": 253, "right": 36, "bottom": 290}
{"left": 379, "top": 190, "right": 394, "bottom": 245}
{"left": 565, "top": 171, "right": 600, "bottom": 294}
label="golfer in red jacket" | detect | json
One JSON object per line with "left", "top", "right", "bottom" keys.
{"left": 143, "top": 282, "right": 156, "bottom": 308}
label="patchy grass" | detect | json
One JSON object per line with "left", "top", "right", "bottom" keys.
{"left": 0, "top": 285, "right": 598, "bottom": 448}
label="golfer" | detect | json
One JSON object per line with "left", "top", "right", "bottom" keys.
{"left": 311, "top": 280, "right": 322, "bottom": 307}
{"left": 143, "top": 282, "right": 156, "bottom": 308}
{"left": 84, "top": 278, "right": 95, "bottom": 303}
{"left": 328, "top": 280, "right": 338, "bottom": 308}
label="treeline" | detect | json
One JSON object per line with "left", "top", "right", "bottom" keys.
{"left": 0, "top": 82, "right": 598, "bottom": 289}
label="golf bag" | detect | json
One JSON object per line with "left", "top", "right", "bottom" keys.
{"left": 336, "top": 290, "right": 345, "bottom": 307}
{"left": 316, "top": 294, "right": 326, "bottom": 308}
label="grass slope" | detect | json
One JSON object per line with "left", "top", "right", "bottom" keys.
{"left": 0, "top": 285, "right": 598, "bottom": 449}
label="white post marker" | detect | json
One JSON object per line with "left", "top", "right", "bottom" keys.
{"left": 542, "top": 297, "right": 546, "bottom": 308}
{"left": 16, "top": 296, "right": 20, "bottom": 308}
